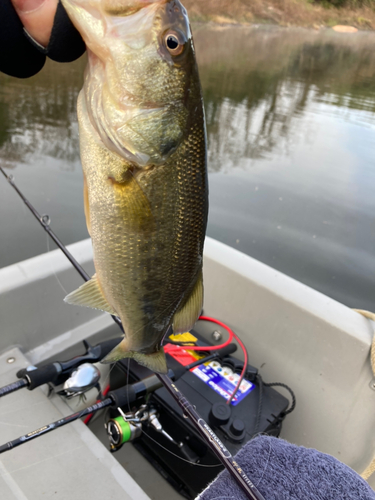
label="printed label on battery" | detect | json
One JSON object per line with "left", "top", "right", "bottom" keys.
{"left": 191, "top": 363, "right": 255, "bottom": 406}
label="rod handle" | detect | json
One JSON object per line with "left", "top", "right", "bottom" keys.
{"left": 108, "top": 370, "right": 174, "bottom": 408}
{"left": 22, "top": 364, "right": 61, "bottom": 390}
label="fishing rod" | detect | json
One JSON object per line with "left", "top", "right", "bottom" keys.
{"left": 0, "top": 399, "right": 112, "bottom": 454}
{"left": 0, "top": 166, "right": 123, "bottom": 331}
{"left": 0, "top": 337, "right": 122, "bottom": 398}
{"left": 0, "top": 345, "right": 240, "bottom": 454}
{"left": 0, "top": 166, "right": 266, "bottom": 500}
{"left": 157, "top": 372, "right": 265, "bottom": 500}
{"left": 0, "top": 379, "right": 28, "bottom": 397}
{"left": 0, "top": 372, "right": 166, "bottom": 454}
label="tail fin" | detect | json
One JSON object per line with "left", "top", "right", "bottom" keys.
{"left": 101, "top": 338, "right": 168, "bottom": 374}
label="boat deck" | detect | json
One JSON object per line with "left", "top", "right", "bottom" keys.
{"left": 1, "top": 237, "right": 375, "bottom": 497}
{"left": 0, "top": 348, "right": 151, "bottom": 500}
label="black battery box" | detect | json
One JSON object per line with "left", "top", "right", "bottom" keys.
{"left": 110, "top": 330, "right": 290, "bottom": 499}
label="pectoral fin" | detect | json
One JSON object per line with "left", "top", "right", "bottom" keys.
{"left": 64, "top": 274, "right": 117, "bottom": 315}
{"left": 109, "top": 170, "right": 155, "bottom": 233}
{"left": 101, "top": 338, "right": 168, "bottom": 374}
{"left": 173, "top": 270, "right": 203, "bottom": 334}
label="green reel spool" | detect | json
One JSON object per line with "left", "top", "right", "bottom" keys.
{"left": 107, "top": 416, "right": 132, "bottom": 449}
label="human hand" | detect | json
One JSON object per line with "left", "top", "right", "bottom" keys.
{"left": 11, "top": 0, "right": 58, "bottom": 47}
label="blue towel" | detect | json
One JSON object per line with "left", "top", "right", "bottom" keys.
{"left": 196, "top": 436, "right": 375, "bottom": 500}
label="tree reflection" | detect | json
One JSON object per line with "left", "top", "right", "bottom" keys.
{"left": 1, "top": 27, "right": 375, "bottom": 172}
{"left": 0, "top": 56, "right": 85, "bottom": 169}
{"left": 194, "top": 26, "right": 375, "bottom": 172}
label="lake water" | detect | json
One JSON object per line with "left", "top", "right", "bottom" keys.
{"left": 1, "top": 24, "right": 375, "bottom": 310}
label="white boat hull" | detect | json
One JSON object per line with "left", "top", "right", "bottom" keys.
{"left": 0, "top": 237, "right": 374, "bottom": 497}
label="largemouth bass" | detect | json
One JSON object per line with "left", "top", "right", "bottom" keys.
{"left": 62, "top": 0, "right": 208, "bottom": 373}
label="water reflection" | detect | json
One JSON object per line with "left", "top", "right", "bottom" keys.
{"left": 194, "top": 25, "right": 375, "bottom": 170}
{"left": 2, "top": 27, "right": 375, "bottom": 172}
{"left": 1, "top": 25, "right": 375, "bottom": 309}
{"left": 0, "top": 57, "right": 85, "bottom": 169}
{"left": 194, "top": 26, "right": 375, "bottom": 310}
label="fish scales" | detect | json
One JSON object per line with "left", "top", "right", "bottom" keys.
{"left": 82, "top": 102, "right": 206, "bottom": 342}
{"left": 63, "top": 0, "right": 208, "bottom": 373}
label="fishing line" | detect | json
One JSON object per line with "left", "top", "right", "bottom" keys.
{"left": 120, "top": 359, "right": 222, "bottom": 469}
{"left": 94, "top": 355, "right": 121, "bottom": 403}
{"left": 83, "top": 385, "right": 110, "bottom": 425}
{"left": 126, "top": 358, "right": 130, "bottom": 411}
{"left": 0, "top": 166, "right": 266, "bottom": 500}
{"left": 83, "top": 354, "right": 125, "bottom": 424}
{"left": 46, "top": 233, "right": 68, "bottom": 295}
{"left": 124, "top": 358, "right": 222, "bottom": 469}
{"left": 126, "top": 358, "right": 222, "bottom": 467}
{"left": 140, "top": 429, "right": 222, "bottom": 468}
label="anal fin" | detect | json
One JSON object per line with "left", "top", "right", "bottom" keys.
{"left": 173, "top": 270, "right": 203, "bottom": 334}
{"left": 64, "top": 274, "right": 117, "bottom": 316}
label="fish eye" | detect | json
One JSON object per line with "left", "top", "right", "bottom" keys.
{"left": 164, "top": 32, "right": 185, "bottom": 56}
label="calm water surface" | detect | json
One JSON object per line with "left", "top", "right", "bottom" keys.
{"left": 1, "top": 25, "right": 375, "bottom": 310}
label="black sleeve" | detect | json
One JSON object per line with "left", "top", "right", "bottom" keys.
{"left": 0, "top": 0, "right": 46, "bottom": 78}
{"left": 0, "top": 0, "right": 86, "bottom": 79}
{"left": 25, "top": 0, "right": 86, "bottom": 63}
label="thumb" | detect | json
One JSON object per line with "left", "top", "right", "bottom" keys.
{"left": 11, "top": 0, "right": 58, "bottom": 48}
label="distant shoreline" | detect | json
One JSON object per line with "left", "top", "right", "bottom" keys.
{"left": 183, "top": 0, "right": 375, "bottom": 31}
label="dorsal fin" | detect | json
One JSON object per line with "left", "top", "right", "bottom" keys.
{"left": 173, "top": 270, "right": 203, "bottom": 334}
{"left": 64, "top": 274, "right": 117, "bottom": 316}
